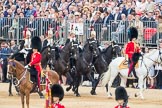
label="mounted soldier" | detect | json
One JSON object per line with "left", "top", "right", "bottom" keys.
{"left": 25, "top": 36, "right": 43, "bottom": 95}
{"left": 66, "top": 30, "right": 79, "bottom": 72}
{"left": 65, "top": 30, "right": 78, "bottom": 45}
{"left": 125, "top": 27, "right": 141, "bottom": 77}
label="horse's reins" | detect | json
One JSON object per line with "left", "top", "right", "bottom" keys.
{"left": 8, "top": 61, "right": 28, "bottom": 86}
{"left": 142, "top": 50, "right": 162, "bottom": 79}
{"left": 13, "top": 69, "right": 27, "bottom": 86}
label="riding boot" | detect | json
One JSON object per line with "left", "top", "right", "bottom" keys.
{"left": 128, "top": 62, "right": 134, "bottom": 77}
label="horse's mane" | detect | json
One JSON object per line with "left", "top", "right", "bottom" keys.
{"left": 10, "top": 59, "right": 24, "bottom": 68}
{"left": 101, "top": 45, "right": 112, "bottom": 54}
{"left": 41, "top": 46, "right": 49, "bottom": 53}
{"left": 83, "top": 42, "right": 89, "bottom": 51}
{"left": 26, "top": 49, "right": 32, "bottom": 64}
{"left": 144, "top": 49, "right": 157, "bottom": 58}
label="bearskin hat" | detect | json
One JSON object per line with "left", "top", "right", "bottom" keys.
{"left": 31, "top": 36, "right": 42, "bottom": 52}
{"left": 128, "top": 27, "right": 138, "bottom": 41}
{"left": 115, "top": 86, "right": 128, "bottom": 102}
{"left": 51, "top": 84, "right": 64, "bottom": 101}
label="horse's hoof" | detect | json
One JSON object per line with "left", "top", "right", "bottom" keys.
{"left": 9, "top": 93, "right": 13, "bottom": 96}
{"left": 40, "top": 95, "right": 45, "bottom": 99}
{"left": 90, "top": 90, "right": 97, "bottom": 95}
{"left": 75, "top": 93, "right": 81, "bottom": 97}
{"left": 16, "top": 92, "right": 20, "bottom": 96}
{"left": 66, "top": 87, "right": 70, "bottom": 92}
{"left": 107, "top": 93, "right": 112, "bottom": 98}
{"left": 72, "top": 88, "right": 75, "bottom": 92}
{"left": 141, "top": 97, "right": 144, "bottom": 100}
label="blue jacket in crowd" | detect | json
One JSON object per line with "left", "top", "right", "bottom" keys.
{"left": 0, "top": 48, "right": 12, "bottom": 60}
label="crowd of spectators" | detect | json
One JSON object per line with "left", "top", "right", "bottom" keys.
{"left": 0, "top": 0, "right": 162, "bottom": 43}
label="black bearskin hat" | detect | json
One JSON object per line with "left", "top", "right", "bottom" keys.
{"left": 31, "top": 36, "right": 42, "bottom": 52}
{"left": 128, "top": 27, "right": 138, "bottom": 41}
{"left": 51, "top": 84, "right": 64, "bottom": 101}
{"left": 115, "top": 86, "right": 128, "bottom": 102}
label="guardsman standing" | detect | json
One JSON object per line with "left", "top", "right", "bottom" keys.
{"left": 51, "top": 84, "right": 65, "bottom": 108}
{"left": 114, "top": 86, "right": 130, "bottom": 108}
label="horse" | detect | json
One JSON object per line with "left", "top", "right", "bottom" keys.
{"left": 101, "top": 49, "right": 162, "bottom": 99}
{"left": 66, "top": 39, "right": 100, "bottom": 96}
{"left": 7, "top": 59, "right": 59, "bottom": 108}
{"left": 8, "top": 45, "right": 52, "bottom": 96}
{"left": 8, "top": 51, "right": 27, "bottom": 96}
{"left": 90, "top": 44, "right": 121, "bottom": 95}
{"left": 49, "top": 41, "right": 77, "bottom": 83}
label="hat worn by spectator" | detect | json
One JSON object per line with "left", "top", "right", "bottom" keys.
{"left": 51, "top": 84, "right": 64, "bottom": 101}
{"left": 128, "top": 27, "right": 138, "bottom": 41}
{"left": 74, "top": 12, "right": 80, "bottom": 16}
{"left": 31, "top": 36, "right": 42, "bottom": 52}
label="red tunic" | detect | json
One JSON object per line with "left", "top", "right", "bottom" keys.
{"left": 114, "top": 105, "right": 130, "bottom": 108}
{"left": 29, "top": 52, "right": 42, "bottom": 74}
{"left": 125, "top": 41, "right": 140, "bottom": 59}
{"left": 29, "top": 52, "right": 42, "bottom": 88}
{"left": 51, "top": 103, "right": 65, "bottom": 108}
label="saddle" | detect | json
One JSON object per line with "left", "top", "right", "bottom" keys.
{"left": 118, "top": 59, "right": 139, "bottom": 70}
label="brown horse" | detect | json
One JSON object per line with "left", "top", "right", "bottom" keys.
{"left": 7, "top": 59, "right": 59, "bottom": 108}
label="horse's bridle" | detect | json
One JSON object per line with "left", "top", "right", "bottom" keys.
{"left": 146, "top": 50, "right": 162, "bottom": 65}
{"left": 8, "top": 60, "right": 27, "bottom": 86}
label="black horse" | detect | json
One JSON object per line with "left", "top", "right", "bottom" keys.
{"left": 49, "top": 41, "right": 78, "bottom": 84}
{"left": 66, "top": 39, "right": 100, "bottom": 96}
{"left": 90, "top": 43, "right": 121, "bottom": 95}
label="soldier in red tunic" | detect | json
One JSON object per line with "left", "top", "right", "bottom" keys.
{"left": 51, "top": 84, "right": 65, "bottom": 108}
{"left": 114, "top": 86, "right": 130, "bottom": 108}
{"left": 25, "top": 36, "right": 42, "bottom": 96}
{"left": 125, "top": 27, "right": 141, "bottom": 77}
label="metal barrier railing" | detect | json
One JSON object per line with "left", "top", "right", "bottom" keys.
{"left": 0, "top": 18, "right": 160, "bottom": 47}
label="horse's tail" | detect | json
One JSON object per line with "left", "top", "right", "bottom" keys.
{"left": 101, "top": 65, "right": 111, "bottom": 86}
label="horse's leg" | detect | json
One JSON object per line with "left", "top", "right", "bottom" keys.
{"left": 8, "top": 79, "right": 13, "bottom": 96}
{"left": 74, "top": 75, "right": 81, "bottom": 97}
{"left": 143, "top": 77, "right": 147, "bottom": 89}
{"left": 20, "top": 93, "right": 25, "bottom": 108}
{"left": 120, "top": 76, "right": 127, "bottom": 87}
{"left": 66, "top": 72, "right": 74, "bottom": 92}
{"left": 107, "top": 75, "right": 117, "bottom": 98}
{"left": 91, "top": 75, "right": 101, "bottom": 95}
{"left": 135, "top": 76, "right": 144, "bottom": 99}
{"left": 26, "top": 93, "right": 30, "bottom": 108}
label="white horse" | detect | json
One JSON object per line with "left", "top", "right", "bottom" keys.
{"left": 101, "top": 49, "right": 162, "bottom": 99}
